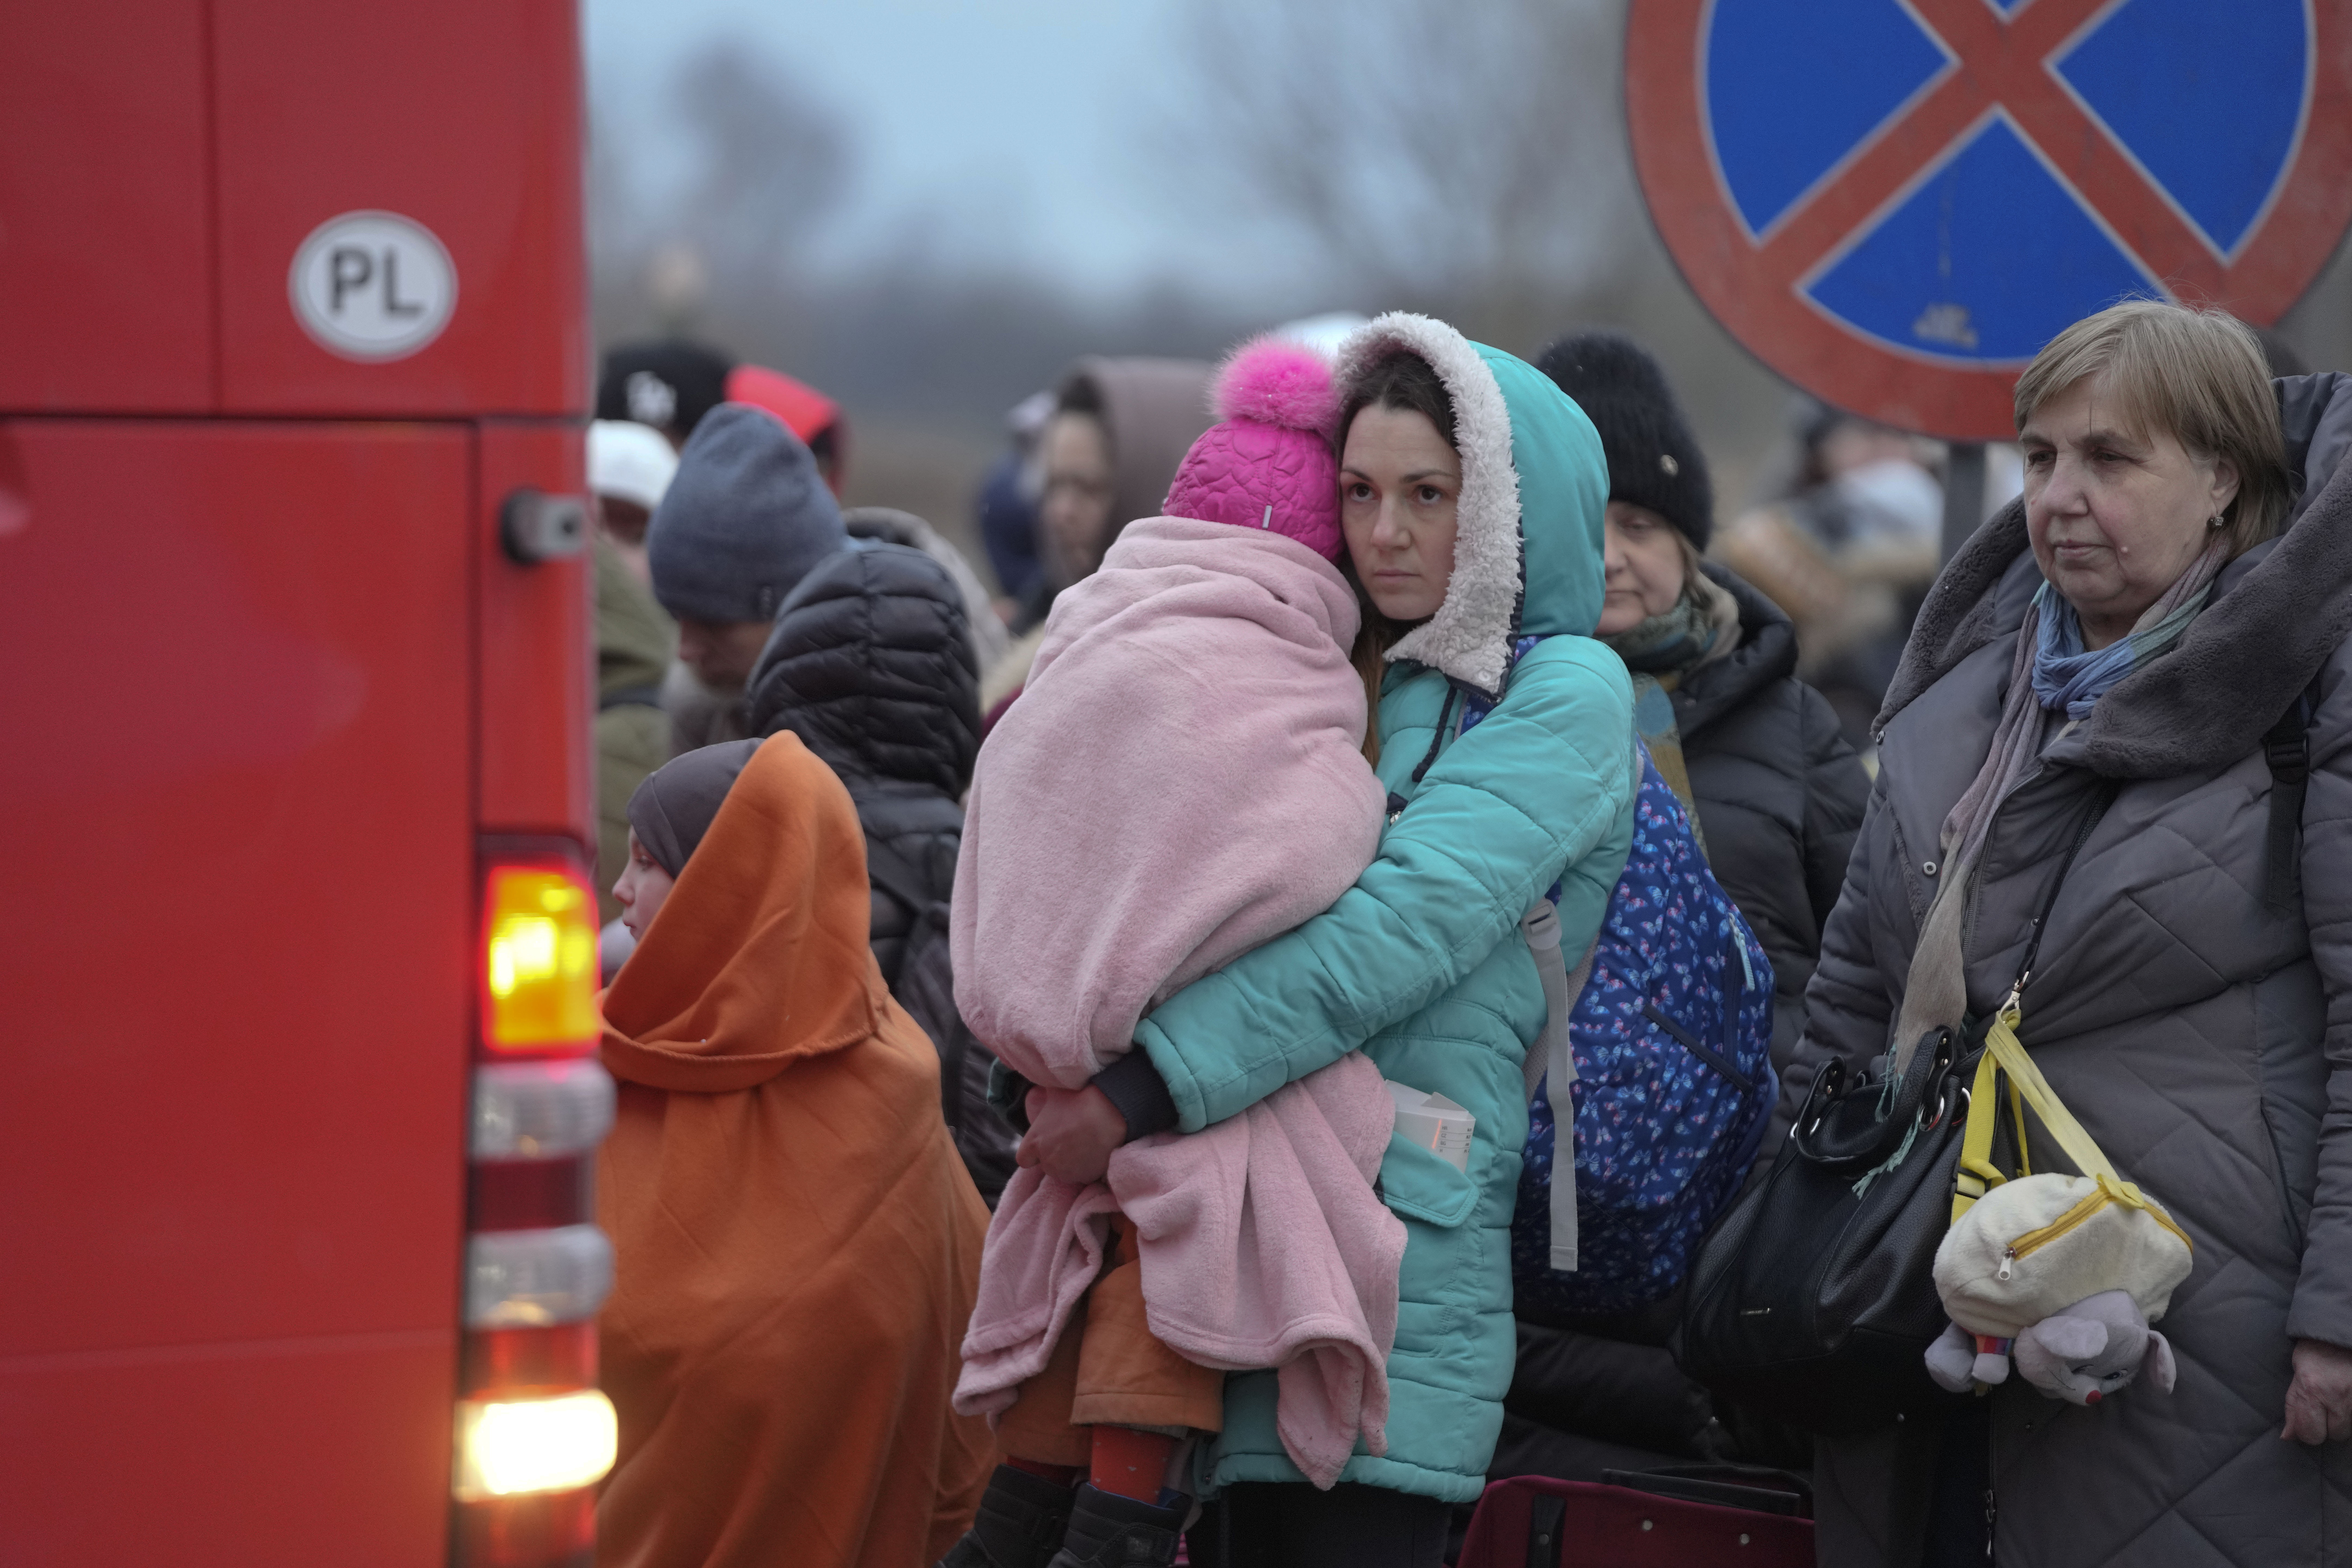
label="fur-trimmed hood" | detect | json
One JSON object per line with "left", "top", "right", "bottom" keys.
{"left": 1333, "top": 313, "right": 1610, "bottom": 694}
{"left": 1876, "top": 372, "right": 2352, "bottom": 776}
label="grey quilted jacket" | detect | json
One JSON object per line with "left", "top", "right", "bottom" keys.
{"left": 1804, "top": 373, "right": 2352, "bottom": 1567}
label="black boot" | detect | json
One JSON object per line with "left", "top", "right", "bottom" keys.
{"left": 937, "top": 1465, "right": 1077, "bottom": 1568}
{"left": 1044, "top": 1484, "right": 1186, "bottom": 1568}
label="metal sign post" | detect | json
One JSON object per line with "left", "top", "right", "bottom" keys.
{"left": 1942, "top": 441, "right": 1986, "bottom": 563}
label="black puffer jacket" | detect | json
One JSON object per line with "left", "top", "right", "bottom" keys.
{"left": 745, "top": 541, "right": 979, "bottom": 985}
{"left": 746, "top": 542, "right": 1017, "bottom": 1205}
{"left": 1680, "top": 562, "right": 1871, "bottom": 1146}
{"left": 1498, "top": 562, "right": 1868, "bottom": 1486}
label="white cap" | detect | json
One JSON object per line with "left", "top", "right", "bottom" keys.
{"left": 1271, "top": 312, "right": 1372, "bottom": 359}
{"left": 588, "top": 419, "right": 680, "bottom": 511}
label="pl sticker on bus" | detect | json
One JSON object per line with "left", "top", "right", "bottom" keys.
{"left": 288, "top": 210, "right": 457, "bottom": 362}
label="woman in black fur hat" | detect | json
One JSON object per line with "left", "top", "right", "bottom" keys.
{"left": 1478, "top": 331, "right": 1871, "bottom": 1493}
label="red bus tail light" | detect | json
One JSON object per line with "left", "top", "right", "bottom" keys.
{"left": 481, "top": 862, "right": 599, "bottom": 1054}
{"left": 459, "top": 842, "right": 614, "bottom": 1566}
{"left": 452, "top": 1388, "right": 617, "bottom": 1501}
{"left": 453, "top": 1485, "right": 597, "bottom": 1568}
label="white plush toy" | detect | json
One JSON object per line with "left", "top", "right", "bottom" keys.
{"left": 1926, "top": 1171, "right": 2192, "bottom": 1400}
{"left": 1927, "top": 1289, "right": 2177, "bottom": 1403}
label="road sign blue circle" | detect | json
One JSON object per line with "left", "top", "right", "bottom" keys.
{"left": 1629, "top": 0, "right": 2352, "bottom": 437}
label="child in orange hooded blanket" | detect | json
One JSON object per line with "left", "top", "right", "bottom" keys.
{"left": 596, "top": 733, "right": 996, "bottom": 1568}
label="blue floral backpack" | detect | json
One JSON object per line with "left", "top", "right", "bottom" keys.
{"left": 1460, "top": 639, "right": 1777, "bottom": 1316}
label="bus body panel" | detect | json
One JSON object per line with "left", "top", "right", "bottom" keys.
{"left": 0, "top": 0, "right": 591, "bottom": 1558}
{"left": 212, "top": 0, "right": 587, "bottom": 419}
{"left": 0, "top": 425, "right": 473, "bottom": 1555}
{"left": 0, "top": 1, "right": 215, "bottom": 412}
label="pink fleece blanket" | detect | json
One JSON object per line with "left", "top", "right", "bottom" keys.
{"left": 950, "top": 515, "right": 1403, "bottom": 1487}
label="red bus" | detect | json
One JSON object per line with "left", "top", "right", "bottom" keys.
{"left": 1, "top": 4, "right": 610, "bottom": 1564}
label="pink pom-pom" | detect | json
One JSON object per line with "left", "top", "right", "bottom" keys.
{"left": 1210, "top": 336, "right": 1338, "bottom": 437}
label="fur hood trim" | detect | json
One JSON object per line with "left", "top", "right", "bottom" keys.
{"left": 1335, "top": 312, "right": 1522, "bottom": 695}
{"left": 1877, "top": 373, "right": 2352, "bottom": 778}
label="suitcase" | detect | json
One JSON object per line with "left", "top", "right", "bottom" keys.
{"left": 1457, "top": 1474, "right": 1815, "bottom": 1567}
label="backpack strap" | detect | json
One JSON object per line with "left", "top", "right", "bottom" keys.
{"left": 1521, "top": 900, "right": 1584, "bottom": 1275}
{"left": 1523, "top": 1490, "right": 1568, "bottom": 1567}
{"left": 2263, "top": 680, "right": 2319, "bottom": 917}
{"left": 861, "top": 835, "right": 969, "bottom": 1126}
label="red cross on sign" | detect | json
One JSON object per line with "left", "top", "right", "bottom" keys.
{"left": 1628, "top": 0, "right": 2352, "bottom": 440}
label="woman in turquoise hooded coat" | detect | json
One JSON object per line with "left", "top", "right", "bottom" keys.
{"left": 1013, "top": 314, "right": 1637, "bottom": 1564}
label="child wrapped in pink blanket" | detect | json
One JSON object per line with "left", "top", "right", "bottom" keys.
{"left": 950, "top": 339, "right": 1406, "bottom": 1493}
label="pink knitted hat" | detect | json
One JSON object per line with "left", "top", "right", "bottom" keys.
{"left": 1162, "top": 336, "right": 1343, "bottom": 560}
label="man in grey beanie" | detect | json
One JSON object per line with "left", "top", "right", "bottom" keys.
{"left": 648, "top": 403, "right": 848, "bottom": 754}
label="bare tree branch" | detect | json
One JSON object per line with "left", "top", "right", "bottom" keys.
{"left": 667, "top": 43, "right": 853, "bottom": 289}
{"left": 1174, "top": 0, "right": 1635, "bottom": 312}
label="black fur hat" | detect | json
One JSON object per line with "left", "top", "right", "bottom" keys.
{"left": 1534, "top": 331, "right": 1714, "bottom": 552}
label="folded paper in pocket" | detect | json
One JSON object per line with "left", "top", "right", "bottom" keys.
{"left": 1387, "top": 1081, "right": 1474, "bottom": 1174}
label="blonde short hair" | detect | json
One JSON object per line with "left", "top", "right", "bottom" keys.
{"left": 2013, "top": 300, "right": 2292, "bottom": 558}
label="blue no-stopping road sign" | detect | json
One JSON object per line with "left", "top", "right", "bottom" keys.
{"left": 1629, "top": 0, "right": 2352, "bottom": 438}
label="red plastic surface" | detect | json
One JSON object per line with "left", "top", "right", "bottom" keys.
{"left": 0, "top": 1334, "right": 457, "bottom": 1568}
{"left": 469, "top": 1159, "right": 594, "bottom": 1234}
{"left": 477, "top": 422, "right": 593, "bottom": 840}
{"left": 455, "top": 1486, "right": 596, "bottom": 1568}
{"left": 0, "top": 2, "right": 216, "bottom": 412}
{"left": 0, "top": 421, "right": 474, "bottom": 1559}
{"left": 460, "top": 1323, "right": 597, "bottom": 1399}
{"left": 211, "top": 0, "right": 586, "bottom": 417}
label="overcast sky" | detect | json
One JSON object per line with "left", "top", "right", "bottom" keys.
{"left": 583, "top": 0, "right": 1245, "bottom": 297}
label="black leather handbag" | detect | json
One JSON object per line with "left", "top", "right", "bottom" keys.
{"left": 1669, "top": 1025, "right": 1975, "bottom": 1435}
{"left": 1670, "top": 784, "right": 2115, "bottom": 1436}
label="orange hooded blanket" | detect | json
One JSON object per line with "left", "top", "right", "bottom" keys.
{"left": 595, "top": 732, "right": 995, "bottom": 1568}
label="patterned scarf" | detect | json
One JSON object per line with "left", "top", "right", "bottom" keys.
{"left": 1886, "top": 535, "right": 2229, "bottom": 1081}
{"left": 1603, "top": 573, "right": 1742, "bottom": 855}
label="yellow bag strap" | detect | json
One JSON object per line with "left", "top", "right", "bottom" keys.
{"left": 1952, "top": 996, "right": 2124, "bottom": 1221}
{"left": 1950, "top": 1002, "right": 2192, "bottom": 1253}
{"left": 1983, "top": 1000, "right": 2117, "bottom": 1183}
{"left": 1951, "top": 1000, "right": 2102, "bottom": 1216}
{"left": 1952, "top": 1048, "right": 2005, "bottom": 1224}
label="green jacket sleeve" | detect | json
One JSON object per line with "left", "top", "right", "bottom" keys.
{"left": 1134, "top": 638, "right": 1637, "bottom": 1131}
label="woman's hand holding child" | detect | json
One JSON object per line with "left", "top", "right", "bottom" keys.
{"left": 1018, "top": 1084, "right": 1128, "bottom": 1185}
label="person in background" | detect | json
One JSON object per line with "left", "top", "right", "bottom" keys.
{"left": 589, "top": 421, "right": 680, "bottom": 931}
{"left": 598, "top": 338, "right": 855, "bottom": 498}
{"left": 588, "top": 418, "right": 679, "bottom": 587}
{"left": 1799, "top": 301, "right": 2352, "bottom": 1566}
{"left": 597, "top": 734, "right": 996, "bottom": 1567}
{"left": 622, "top": 344, "right": 1008, "bottom": 673}
{"left": 1542, "top": 332, "right": 1873, "bottom": 1147}
{"left": 976, "top": 391, "right": 1057, "bottom": 613}
{"left": 597, "top": 339, "right": 735, "bottom": 450}
{"left": 846, "top": 506, "right": 1013, "bottom": 676}
{"left": 980, "top": 357, "right": 1214, "bottom": 720}
{"left": 725, "top": 361, "right": 851, "bottom": 496}
{"left": 1480, "top": 331, "right": 1869, "bottom": 1494}
{"left": 646, "top": 404, "right": 846, "bottom": 755}
{"left": 742, "top": 541, "right": 1014, "bottom": 1204}
{"left": 1715, "top": 403, "right": 1952, "bottom": 745}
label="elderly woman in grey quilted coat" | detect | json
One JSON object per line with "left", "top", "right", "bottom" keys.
{"left": 1794, "top": 301, "right": 2352, "bottom": 1567}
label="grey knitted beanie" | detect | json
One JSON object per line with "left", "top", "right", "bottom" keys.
{"left": 647, "top": 403, "right": 847, "bottom": 624}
